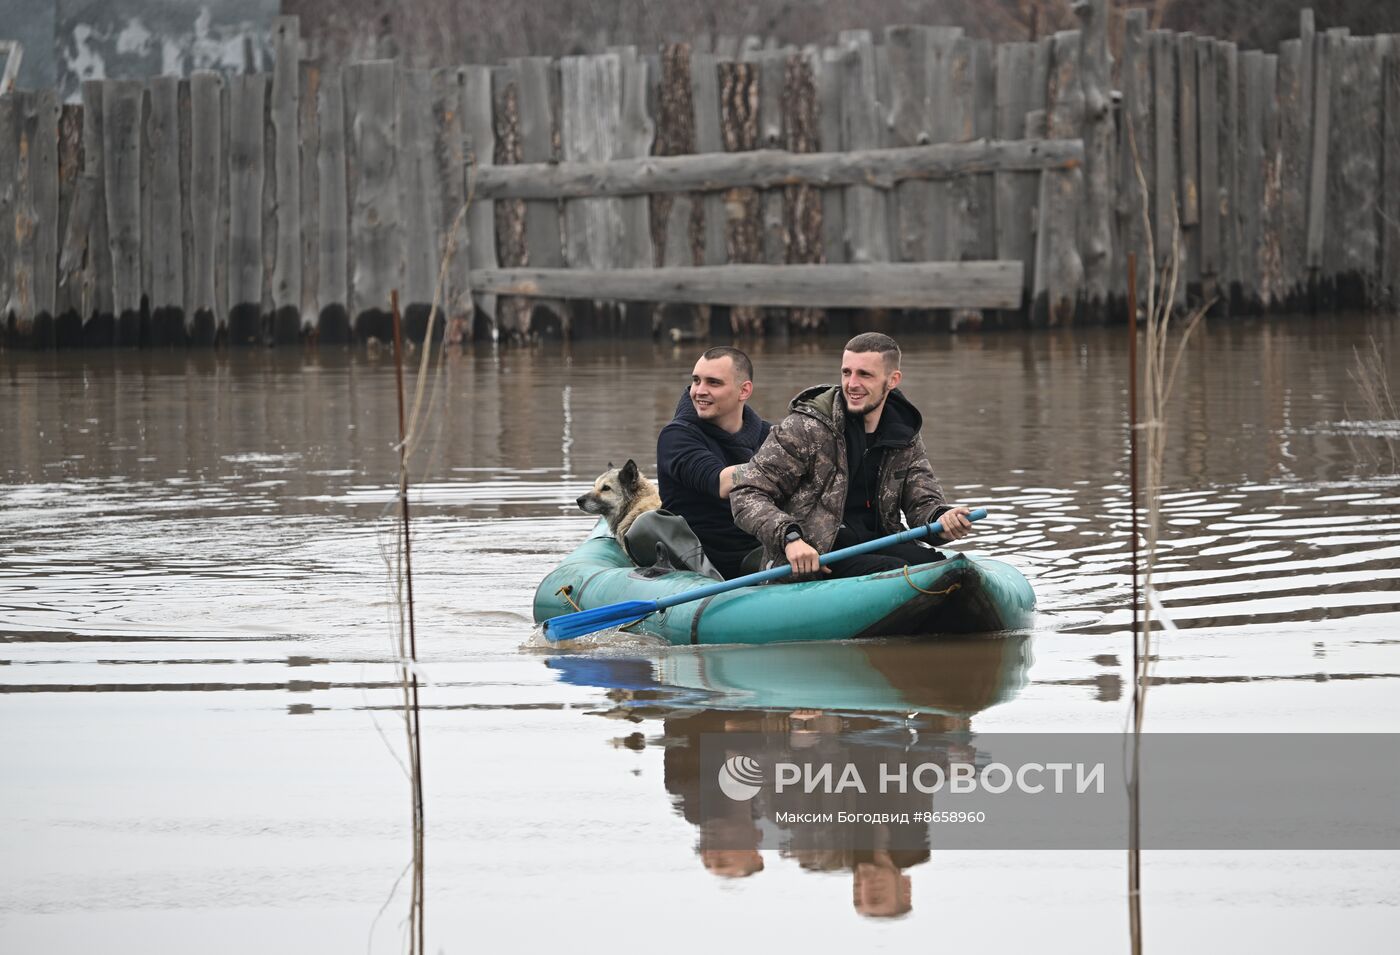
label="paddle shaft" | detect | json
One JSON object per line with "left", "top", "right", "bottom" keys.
{"left": 651, "top": 507, "right": 988, "bottom": 611}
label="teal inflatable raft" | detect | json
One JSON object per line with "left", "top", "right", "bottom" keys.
{"left": 533, "top": 521, "right": 1036, "bottom": 645}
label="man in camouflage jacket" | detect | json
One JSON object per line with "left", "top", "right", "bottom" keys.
{"left": 730, "top": 333, "right": 974, "bottom": 579}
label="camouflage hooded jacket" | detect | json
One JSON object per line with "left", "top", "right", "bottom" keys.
{"left": 730, "top": 384, "right": 950, "bottom": 571}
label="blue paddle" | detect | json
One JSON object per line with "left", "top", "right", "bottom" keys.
{"left": 543, "top": 507, "right": 987, "bottom": 642}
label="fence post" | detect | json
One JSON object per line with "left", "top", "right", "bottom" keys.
{"left": 1076, "top": 0, "right": 1112, "bottom": 318}
{"left": 148, "top": 76, "right": 183, "bottom": 344}
{"left": 226, "top": 73, "right": 266, "bottom": 344}
{"left": 271, "top": 15, "right": 301, "bottom": 343}
{"left": 103, "top": 79, "right": 144, "bottom": 346}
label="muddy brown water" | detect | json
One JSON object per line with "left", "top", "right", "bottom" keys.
{"left": 3, "top": 315, "right": 1398, "bottom": 951}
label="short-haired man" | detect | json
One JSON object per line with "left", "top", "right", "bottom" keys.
{"left": 656, "top": 347, "right": 772, "bottom": 579}
{"left": 730, "top": 333, "right": 973, "bottom": 579}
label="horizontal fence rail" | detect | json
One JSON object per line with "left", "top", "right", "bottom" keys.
{"left": 0, "top": 4, "right": 1397, "bottom": 349}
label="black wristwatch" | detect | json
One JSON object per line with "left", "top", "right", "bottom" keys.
{"left": 783, "top": 524, "right": 805, "bottom": 546}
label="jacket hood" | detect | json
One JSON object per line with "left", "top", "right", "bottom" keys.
{"left": 672, "top": 388, "right": 768, "bottom": 448}
{"left": 789, "top": 384, "right": 922, "bottom": 446}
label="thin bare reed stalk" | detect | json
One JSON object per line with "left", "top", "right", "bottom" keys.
{"left": 376, "top": 166, "right": 478, "bottom": 955}
{"left": 1124, "top": 115, "right": 1212, "bottom": 955}
{"left": 1345, "top": 336, "right": 1399, "bottom": 472}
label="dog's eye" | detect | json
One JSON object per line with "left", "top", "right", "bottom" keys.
{"left": 601, "top": 484, "right": 612, "bottom": 491}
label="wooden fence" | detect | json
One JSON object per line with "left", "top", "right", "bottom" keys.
{"left": 1, "top": 4, "right": 1398, "bottom": 348}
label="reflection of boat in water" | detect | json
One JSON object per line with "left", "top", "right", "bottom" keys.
{"left": 534, "top": 521, "right": 1036, "bottom": 645}
{"left": 547, "top": 634, "right": 1032, "bottom": 718}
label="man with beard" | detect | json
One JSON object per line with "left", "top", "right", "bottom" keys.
{"left": 655, "top": 347, "right": 771, "bottom": 580}
{"left": 730, "top": 333, "right": 974, "bottom": 579}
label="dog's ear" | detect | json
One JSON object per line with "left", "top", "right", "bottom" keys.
{"left": 619, "top": 459, "right": 640, "bottom": 488}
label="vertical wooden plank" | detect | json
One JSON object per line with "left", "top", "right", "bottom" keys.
{"left": 996, "top": 40, "right": 1036, "bottom": 310}
{"left": 614, "top": 47, "right": 654, "bottom": 272}
{"left": 178, "top": 79, "right": 194, "bottom": 335}
{"left": 1272, "top": 40, "right": 1308, "bottom": 308}
{"left": 814, "top": 47, "right": 845, "bottom": 264}
{"left": 27, "top": 90, "right": 59, "bottom": 344}
{"left": 147, "top": 75, "right": 183, "bottom": 344}
{"left": 344, "top": 60, "right": 398, "bottom": 342}
{"left": 691, "top": 50, "right": 728, "bottom": 268}
{"left": 1118, "top": 12, "right": 1151, "bottom": 306}
{"left": 1258, "top": 54, "right": 1282, "bottom": 307}
{"left": 718, "top": 58, "right": 762, "bottom": 334}
{"left": 81, "top": 80, "right": 113, "bottom": 344}
{"left": 0, "top": 94, "right": 14, "bottom": 340}
{"left": 783, "top": 49, "right": 823, "bottom": 332}
{"left": 1076, "top": 0, "right": 1112, "bottom": 315}
{"left": 510, "top": 56, "right": 566, "bottom": 336}
{"left": 1238, "top": 51, "right": 1266, "bottom": 305}
{"left": 1219, "top": 41, "right": 1239, "bottom": 302}
{"left": 1382, "top": 40, "right": 1400, "bottom": 306}
{"left": 967, "top": 38, "right": 997, "bottom": 264}
{"left": 1032, "top": 30, "right": 1085, "bottom": 326}
{"left": 928, "top": 28, "right": 966, "bottom": 262}
{"left": 103, "top": 79, "right": 143, "bottom": 346}
{"left": 753, "top": 49, "right": 786, "bottom": 268}
{"left": 654, "top": 42, "right": 697, "bottom": 282}
{"left": 430, "top": 66, "right": 468, "bottom": 341}
{"left": 316, "top": 69, "right": 349, "bottom": 342}
{"left": 398, "top": 66, "right": 438, "bottom": 341}
{"left": 886, "top": 25, "right": 934, "bottom": 264}
{"left": 226, "top": 73, "right": 266, "bottom": 345}
{"left": 1305, "top": 30, "right": 1336, "bottom": 272}
{"left": 560, "top": 54, "right": 622, "bottom": 272}
{"left": 1150, "top": 32, "right": 1178, "bottom": 284}
{"left": 1324, "top": 37, "right": 1383, "bottom": 307}
{"left": 839, "top": 31, "right": 888, "bottom": 265}
{"left": 461, "top": 64, "right": 497, "bottom": 338}
{"left": 54, "top": 101, "right": 83, "bottom": 346}
{"left": 271, "top": 14, "right": 301, "bottom": 343}
{"left": 299, "top": 61, "right": 320, "bottom": 334}
{"left": 140, "top": 86, "right": 152, "bottom": 334}
{"left": 189, "top": 71, "right": 222, "bottom": 345}
{"left": 1176, "top": 33, "right": 1201, "bottom": 296}
{"left": 1197, "top": 38, "right": 1220, "bottom": 289}
{"left": 491, "top": 66, "right": 528, "bottom": 339}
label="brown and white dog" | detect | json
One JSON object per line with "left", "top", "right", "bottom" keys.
{"left": 576, "top": 459, "right": 662, "bottom": 546}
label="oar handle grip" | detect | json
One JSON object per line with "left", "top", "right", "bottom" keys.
{"left": 651, "top": 507, "right": 986, "bottom": 612}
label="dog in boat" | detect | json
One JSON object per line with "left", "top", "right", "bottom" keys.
{"left": 577, "top": 459, "right": 662, "bottom": 546}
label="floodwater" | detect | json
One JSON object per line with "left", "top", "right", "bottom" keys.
{"left": 2, "top": 315, "right": 1398, "bottom": 952}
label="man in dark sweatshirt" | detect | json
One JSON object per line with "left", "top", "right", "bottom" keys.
{"left": 656, "top": 347, "right": 771, "bottom": 579}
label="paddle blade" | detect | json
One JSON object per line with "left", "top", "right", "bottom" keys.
{"left": 543, "top": 600, "right": 658, "bottom": 642}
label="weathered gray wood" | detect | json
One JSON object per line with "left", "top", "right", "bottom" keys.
{"left": 782, "top": 50, "right": 823, "bottom": 331}
{"left": 1306, "top": 30, "right": 1336, "bottom": 271}
{"left": 1197, "top": 38, "right": 1220, "bottom": 286}
{"left": 753, "top": 49, "right": 787, "bottom": 265}
{"left": 103, "top": 80, "right": 143, "bottom": 344}
{"left": 1258, "top": 53, "right": 1282, "bottom": 304}
{"left": 1032, "top": 31, "right": 1084, "bottom": 326}
{"left": 298, "top": 61, "right": 320, "bottom": 332}
{"left": 178, "top": 79, "right": 193, "bottom": 330}
{"left": 1076, "top": 0, "right": 1113, "bottom": 312}
{"left": 614, "top": 47, "right": 655, "bottom": 270}
{"left": 0, "top": 93, "right": 15, "bottom": 328}
{"left": 398, "top": 66, "right": 438, "bottom": 327}
{"left": 54, "top": 101, "right": 84, "bottom": 344}
{"left": 995, "top": 41, "right": 1037, "bottom": 304}
{"left": 840, "top": 32, "right": 888, "bottom": 264}
{"left": 469, "top": 261, "right": 1023, "bottom": 309}
{"left": 430, "top": 67, "right": 468, "bottom": 337}
{"left": 511, "top": 56, "right": 565, "bottom": 334}
{"left": 691, "top": 51, "right": 727, "bottom": 266}
{"left": 1219, "top": 41, "right": 1239, "bottom": 297}
{"left": 1176, "top": 34, "right": 1199, "bottom": 230}
{"left": 147, "top": 76, "right": 183, "bottom": 341}
{"left": 1150, "top": 31, "right": 1178, "bottom": 282}
{"left": 1119, "top": 12, "right": 1152, "bottom": 303}
{"left": 965, "top": 38, "right": 997, "bottom": 265}
{"left": 188, "top": 72, "right": 222, "bottom": 343}
{"left": 1238, "top": 51, "right": 1267, "bottom": 303}
{"left": 1323, "top": 37, "right": 1383, "bottom": 306}
{"left": 560, "top": 54, "right": 623, "bottom": 271}
{"left": 316, "top": 69, "right": 348, "bottom": 342}
{"left": 930, "top": 29, "right": 969, "bottom": 263}
{"left": 814, "top": 47, "right": 846, "bottom": 263}
{"left": 270, "top": 14, "right": 301, "bottom": 341}
{"left": 474, "top": 135, "right": 1085, "bottom": 201}
{"left": 885, "top": 26, "right": 934, "bottom": 263}
{"left": 80, "top": 80, "right": 113, "bottom": 342}
{"left": 1383, "top": 40, "right": 1400, "bottom": 306}
{"left": 140, "top": 87, "right": 151, "bottom": 326}
{"left": 718, "top": 58, "right": 762, "bottom": 333}
{"left": 226, "top": 74, "right": 266, "bottom": 344}
{"left": 1272, "top": 40, "right": 1308, "bottom": 306}
{"left": 344, "top": 60, "right": 398, "bottom": 339}
{"left": 460, "top": 64, "right": 497, "bottom": 334}
{"left": 26, "top": 90, "right": 59, "bottom": 333}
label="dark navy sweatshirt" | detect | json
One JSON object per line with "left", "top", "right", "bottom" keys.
{"left": 656, "top": 390, "right": 771, "bottom": 578}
